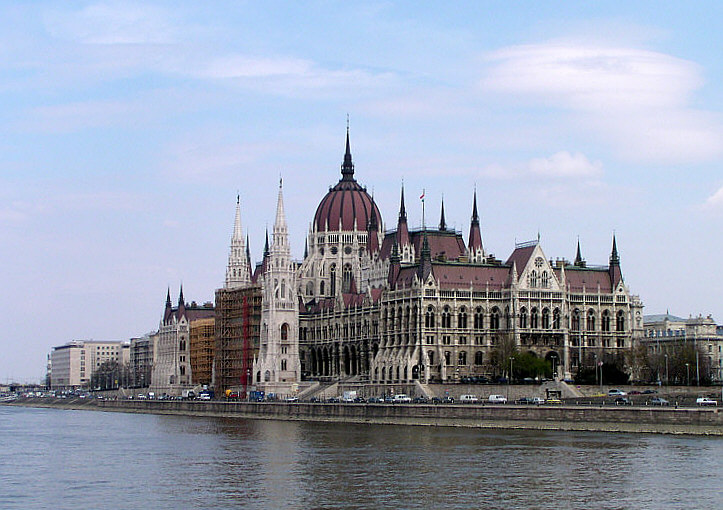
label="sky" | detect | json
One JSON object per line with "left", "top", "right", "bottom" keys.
{"left": 2, "top": 1, "right": 723, "bottom": 383}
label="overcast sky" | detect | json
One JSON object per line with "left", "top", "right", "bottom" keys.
{"left": 2, "top": 2, "right": 723, "bottom": 383}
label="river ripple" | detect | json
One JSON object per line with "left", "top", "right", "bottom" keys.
{"left": 1, "top": 406, "right": 721, "bottom": 509}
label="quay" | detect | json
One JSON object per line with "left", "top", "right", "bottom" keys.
{"left": 4, "top": 397, "right": 722, "bottom": 436}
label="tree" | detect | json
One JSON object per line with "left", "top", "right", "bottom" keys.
{"left": 488, "top": 334, "right": 517, "bottom": 379}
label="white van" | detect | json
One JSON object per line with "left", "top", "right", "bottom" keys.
{"left": 392, "top": 394, "right": 411, "bottom": 403}
{"left": 488, "top": 394, "right": 507, "bottom": 404}
{"left": 459, "top": 394, "right": 479, "bottom": 403}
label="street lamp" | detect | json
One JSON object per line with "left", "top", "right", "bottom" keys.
{"left": 686, "top": 363, "right": 690, "bottom": 387}
{"left": 664, "top": 354, "right": 669, "bottom": 386}
{"left": 550, "top": 355, "right": 558, "bottom": 381}
{"left": 507, "top": 357, "right": 514, "bottom": 401}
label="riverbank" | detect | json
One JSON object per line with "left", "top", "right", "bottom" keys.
{"left": 4, "top": 397, "right": 722, "bottom": 436}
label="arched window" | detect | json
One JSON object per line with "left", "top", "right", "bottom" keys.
{"left": 616, "top": 310, "right": 625, "bottom": 332}
{"left": 342, "top": 263, "right": 352, "bottom": 293}
{"left": 602, "top": 310, "right": 611, "bottom": 332}
{"left": 425, "top": 306, "right": 435, "bottom": 328}
{"left": 306, "top": 281, "right": 314, "bottom": 296}
{"left": 474, "top": 307, "right": 483, "bottom": 330}
{"left": 442, "top": 306, "right": 451, "bottom": 328}
{"left": 274, "top": 279, "right": 279, "bottom": 298}
{"left": 179, "top": 365, "right": 185, "bottom": 376}
{"left": 281, "top": 359, "right": 287, "bottom": 371}
{"left": 553, "top": 308, "right": 561, "bottom": 329}
{"left": 281, "top": 323, "right": 289, "bottom": 341}
{"left": 458, "top": 307, "right": 468, "bottom": 329}
{"left": 519, "top": 307, "right": 528, "bottom": 329}
{"left": 264, "top": 370, "right": 271, "bottom": 382}
{"left": 490, "top": 307, "right": 500, "bottom": 330}
{"left": 505, "top": 306, "right": 512, "bottom": 329}
{"left": 320, "top": 281, "right": 325, "bottom": 295}
{"left": 458, "top": 351, "right": 467, "bottom": 365}
{"left": 444, "top": 351, "right": 451, "bottom": 365}
{"left": 542, "top": 308, "right": 550, "bottom": 329}
{"left": 587, "top": 309, "right": 595, "bottom": 331}
{"left": 572, "top": 309, "right": 581, "bottom": 331}
{"left": 529, "top": 270, "right": 538, "bottom": 288}
{"left": 329, "top": 264, "right": 336, "bottom": 295}
{"left": 530, "top": 307, "right": 539, "bottom": 329}
{"left": 280, "top": 280, "right": 286, "bottom": 299}
{"left": 541, "top": 271, "right": 549, "bottom": 288}
{"left": 179, "top": 340, "right": 186, "bottom": 351}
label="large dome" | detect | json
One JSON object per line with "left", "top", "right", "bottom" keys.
{"left": 313, "top": 131, "right": 382, "bottom": 233}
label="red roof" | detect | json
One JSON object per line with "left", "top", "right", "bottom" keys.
{"left": 557, "top": 267, "right": 613, "bottom": 293}
{"left": 380, "top": 229, "right": 466, "bottom": 261}
{"left": 505, "top": 244, "right": 536, "bottom": 271}
{"left": 313, "top": 179, "right": 382, "bottom": 232}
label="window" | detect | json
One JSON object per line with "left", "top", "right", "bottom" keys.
{"left": 542, "top": 308, "right": 550, "bottom": 329}
{"left": 458, "top": 351, "right": 467, "bottom": 365}
{"left": 281, "top": 323, "right": 289, "bottom": 341}
{"left": 425, "top": 306, "right": 435, "bottom": 328}
{"left": 475, "top": 351, "right": 484, "bottom": 365}
{"left": 342, "top": 264, "right": 352, "bottom": 293}
{"left": 426, "top": 335, "right": 434, "bottom": 345}
{"left": 587, "top": 309, "right": 595, "bottom": 331}
{"left": 444, "top": 351, "right": 451, "bottom": 365}
{"left": 520, "top": 307, "right": 528, "bottom": 329}
{"left": 553, "top": 308, "right": 561, "bottom": 329}
{"left": 602, "top": 310, "right": 611, "bottom": 332}
{"left": 428, "top": 351, "right": 435, "bottom": 365}
{"left": 529, "top": 270, "right": 538, "bottom": 288}
{"left": 329, "top": 264, "right": 336, "bottom": 295}
{"left": 458, "top": 307, "right": 468, "bottom": 329}
{"left": 281, "top": 359, "right": 287, "bottom": 371}
{"left": 541, "top": 271, "right": 549, "bottom": 288}
{"left": 474, "top": 307, "right": 484, "bottom": 330}
{"left": 442, "top": 307, "right": 452, "bottom": 328}
{"left": 616, "top": 310, "right": 625, "bottom": 332}
{"left": 459, "top": 336, "right": 467, "bottom": 345}
{"left": 442, "top": 335, "right": 451, "bottom": 345}
{"left": 490, "top": 308, "right": 500, "bottom": 330}
{"left": 530, "top": 307, "right": 539, "bottom": 329}
{"left": 572, "top": 309, "right": 581, "bottom": 331}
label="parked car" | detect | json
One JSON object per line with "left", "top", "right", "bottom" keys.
{"left": 608, "top": 389, "right": 627, "bottom": 396}
{"left": 531, "top": 397, "right": 545, "bottom": 405}
{"left": 326, "top": 397, "right": 340, "bottom": 403}
{"left": 545, "top": 398, "right": 563, "bottom": 405}
{"left": 488, "top": 394, "right": 507, "bottom": 404}
{"left": 459, "top": 394, "right": 479, "bottom": 403}
{"left": 441, "top": 396, "right": 455, "bottom": 404}
{"left": 367, "top": 397, "right": 383, "bottom": 404}
{"left": 392, "top": 394, "right": 412, "bottom": 403}
{"left": 696, "top": 397, "right": 718, "bottom": 406}
{"left": 615, "top": 397, "right": 632, "bottom": 405}
{"left": 284, "top": 396, "right": 299, "bottom": 403}
{"left": 412, "top": 396, "right": 429, "bottom": 404}
{"left": 515, "top": 397, "right": 534, "bottom": 404}
{"left": 649, "top": 397, "right": 669, "bottom": 406}
{"left": 642, "top": 389, "right": 658, "bottom": 395}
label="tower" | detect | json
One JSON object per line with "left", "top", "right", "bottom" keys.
{"left": 225, "top": 195, "right": 252, "bottom": 289}
{"left": 468, "top": 189, "right": 484, "bottom": 263}
{"left": 254, "top": 179, "right": 300, "bottom": 389}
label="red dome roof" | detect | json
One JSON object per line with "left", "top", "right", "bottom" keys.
{"left": 313, "top": 130, "right": 383, "bottom": 233}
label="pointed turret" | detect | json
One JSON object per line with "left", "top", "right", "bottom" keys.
{"left": 468, "top": 189, "right": 484, "bottom": 263}
{"left": 396, "top": 185, "right": 411, "bottom": 259}
{"left": 163, "top": 287, "right": 172, "bottom": 323}
{"left": 225, "top": 195, "right": 251, "bottom": 289}
{"left": 609, "top": 233, "right": 622, "bottom": 286}
{"left": 574, "top": 238, "right": 586, "bottom": 267}
{"left": 304, "top": 238, "right": 309, "bottom": 259}
{"left": 340, "top": 124, "right": 355, "bottom": 181}
{"left": 366, "top": 206, "right": 380, "bottom": 254}
{"left": 177, "top": 284, "right": 186, "bottom": 319}
{"left": 387, "top": 236, "right": 401, "bottom": 288}
{"left": 439, "top": 198, "right": 447, "bottom": 231}
{"left": 264, "top": 228, "right": 270, "bottom": 258}
{"left": 417, "top": 230, "right": 433, "bottom": 282}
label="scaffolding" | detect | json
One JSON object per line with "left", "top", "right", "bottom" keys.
{"left": 214, "top": 285, "right": 262, "bottom": 396}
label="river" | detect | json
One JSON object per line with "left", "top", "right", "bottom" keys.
{"left": 1, "top": 406, "right": 721, "bottom": 509}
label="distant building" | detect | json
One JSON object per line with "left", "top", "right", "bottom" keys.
{"left": 50, "top": 340, "right": 130, "bottom": 390}
{"left": 150, "top": 288, "right": 214, "bottom": 396}
{"left": 129, "top": 332, "right": 157, "bottom": 388}
{"left": 643, "top": 313, "right": 723, "bottom": 382}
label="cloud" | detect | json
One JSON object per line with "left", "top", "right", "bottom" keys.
{"left": 528, "top": 151, "right": 602, "bottom": 178}
{"left": 703, "top": 185, "right": 723, "bottom": 209}
{"left": 481, "top": 42, "right": 723, "bottom": 164}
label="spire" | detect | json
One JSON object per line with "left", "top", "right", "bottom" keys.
{"left": 417, "top": 230, "right": 433, "bottom": 282}
{"left": 610, "top": 233, "right": 619, "bottom": 265}
{"left": 341, "top": 121, "right": 355, "bottom": 181}
{"left": 468, "top": 189, "right": 483, "bottom": 261}
{"left": 163, "top": 287, "right": 172, "bottom": 323}
{"left": 274, "top": 178, "right": 287, "bottom": 231}
{"left": 264, "top": 228, "right": 270, "bottom": 258}
{"left": 165, "top": 287, "right": 171, "bottom": 307}
{"left": 246, "top": 235, "right": 252, "bottom": 276}
{"left": 388, "top": 235, "right": 401, "bottom": 288}
{"left": 366, "top": 206, "right": 380, "bottom": 254}
{"left": 178, "top": 284, "right": 184, "bottom": 307}
{"left": 225, "top": 195, "right": 251, "bottom": 289}
{"left": 439, "top": 197, "right": 447, "bottom": 231}
{"left": 177, "top": 284, "right": 186, "bottom": 318}
{"left": 304, "top": 238, "right": 309, "bottom": 259}
{"left": 574, "top": 238, "right": 585, "bottom": 267}
{"left": 399, "top": 184, "right": 407, "bottom": 222}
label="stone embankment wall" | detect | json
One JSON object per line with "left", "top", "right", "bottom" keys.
{"left": 5, "top": 398, "right": 722, "bottom": 435}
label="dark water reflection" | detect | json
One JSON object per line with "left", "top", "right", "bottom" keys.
{"left": 1, "top": 406, "right": 721, "bottom": 509}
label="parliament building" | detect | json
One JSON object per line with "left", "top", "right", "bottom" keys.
{"left": 215, "top": 129, "right": 644, "bottom": 396}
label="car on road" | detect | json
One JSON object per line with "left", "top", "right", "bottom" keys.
{"left": 412, "top": 396, "right": 429, "bottom": 404}
{"left": 544, "top": 398, "right": 563, "bottom": 405}
{"left": 649, "top": 397, "right": 669, "bottom": 406}
{"left": 488, "top": 394, "right": 507, "bottom": 404}
{"left": 696, "top": 397, "right": 718, "bottom": 406}
{"left": 515, "top": 397, "right": 534, "bottom": 405}
{"left": 614, "top": 397, "right": 632, "bottom": 405}
{"left": 284, "top": 396, "right": 299, "bottom": 403}
{"left": 392, "top": 394, "right": 412, "bottom": 403}
{"left": 531, "top": 397, "right": 545, "bottom": 405}
{"left": 367, "top": 397, "right": 383, "bottom": 404}
{"left": 608, "top": 389, "right": 627, "bottom": 396}
{"left": 459, "top": 394, "right": 479, "bottom": 403}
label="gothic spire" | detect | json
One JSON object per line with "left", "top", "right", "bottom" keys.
{"left": 439, "top": 197, "right": 447, "bottom": 231}
{"left": 264, "top": 228, "right": 270, "bottom": 258}
{"left": 165, "top": 287, "right": 171, "bottom": 308}
{"left": 178, "top": 284, "right": 184, "bottom": 307}
{"left": 225, "top": 195, "right": 251, "bottom": 289}
{"left": 341, "top": 121, "right": 355, "bottom": 181}
{"left": 574, "top": 238, "right": 585, "bottom": 267}
{"left": 468, "top": 189, "right": 483, "bottom": 260}
{"left": 471, "top": 188, "right": 479, "bottom": 225}
{"left": 610, "top": 233, "right": 619, "bottom": 265}
{"left": 609, "top": 233, "right": 623, "bottom": 287}
{"left": 399, "top": 184, "right": 407, "bottom": 221}
{"left": 417, "top": 230, "right": 433, "bottom": 281}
